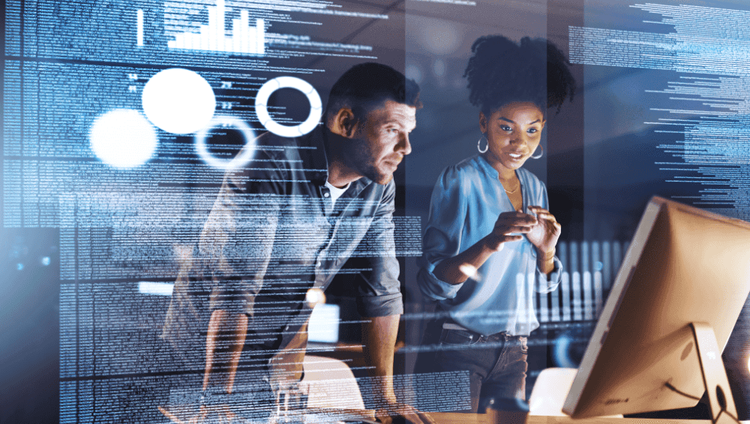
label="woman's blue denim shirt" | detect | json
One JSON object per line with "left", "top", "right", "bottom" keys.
{"left": 418, "top": 154, "right": 562, "bottom": 336}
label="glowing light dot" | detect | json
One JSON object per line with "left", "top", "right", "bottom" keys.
{"left": 41, "top": 257, "right": 51, "bottom": 266}
{"left": 406, "top": 64, "right": 423, "bottom": 84}
{"left": 89, "top": 109, "right": 157, "bottom": 168}
{"left": 305, "top": 288, "right": 326, "bottom": 307}
{"left": 17, "top": 263, "right": 24, "bottom": 271}
{"left": 459, "top": 264, "right": 478, "bottom": 278}
{"left": 142, "top": 68, "right": 216, "bottom": 134}
{"left": 433, "top": 59, "right": 446, "bottom": 77}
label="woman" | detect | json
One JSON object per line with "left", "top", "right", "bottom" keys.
{"left": 415, "top": 35, "right": 576, "bottom": 412}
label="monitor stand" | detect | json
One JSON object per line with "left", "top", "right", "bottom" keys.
{"left": 689, "top": 323, "right": 739, "bottom": 424}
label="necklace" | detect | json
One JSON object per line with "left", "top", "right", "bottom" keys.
{"left": 501, "top": 179, "right": 520, "bottom": 194}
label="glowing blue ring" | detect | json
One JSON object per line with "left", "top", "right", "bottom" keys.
{"left": 195, "top": 116, "right": 256, "bottom": 170}
{"left": 255, "top": 76, "right": 322, "bottom": 137}
{"left": 553, "top": 333, "right": 577, "bottom": 369}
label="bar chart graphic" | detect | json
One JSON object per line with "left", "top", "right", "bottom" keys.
{"left": 167, "top": 0, "right": 265, "bottom": 55}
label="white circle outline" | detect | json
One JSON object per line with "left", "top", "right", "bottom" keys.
{"left": 195, "top": 116, "right": 257, "bottom": 170}
{"left": 254, "top": 76, "right": 322, "bottom": 137}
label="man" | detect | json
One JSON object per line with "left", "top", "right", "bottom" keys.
{"left": 162, "top": 63, "right": 431, "bottom": 424}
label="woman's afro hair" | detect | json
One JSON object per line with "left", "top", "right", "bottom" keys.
{"left": 464, "top": 35, "right": 576, "bottom": 116}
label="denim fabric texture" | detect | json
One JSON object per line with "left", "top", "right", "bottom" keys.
{"left": 416, "top": 319, "right": 528, "bottom": 413}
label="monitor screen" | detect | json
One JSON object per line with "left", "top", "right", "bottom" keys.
{"left": 564, "top": 196, "right": 750, "bottom": 418}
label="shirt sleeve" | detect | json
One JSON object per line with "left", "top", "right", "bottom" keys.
{"left": 535, "top": 256, "right": 563, "bottom": 293}
{"left": 200, "top": 144, "right": 284, "bottom": 317}
{"left": 355, "top": 180, "right": 404, "bottom": 317}
{"left": 417, "top": 166, "right": 468, "bottom": 301}
{"left": 163, "top": 143, "right": 282, "bottom": 353}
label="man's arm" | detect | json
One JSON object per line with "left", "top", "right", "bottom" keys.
{"left": 362, "top": 315, "right": 400, "bottom": 402}
{"left": 203, "top": 309, "right": 248, "bottom": 393}
{"left": 158, "top": 310, "right": 247, "bottom": 424}
{"left": 362, "top": 315, "right": 434, "bottom": 424}
{"left": 354, "top": 182, "right": 434, "bottom": 424}
{"left": 198, "top": 150, "right": 281, "bottom": 396}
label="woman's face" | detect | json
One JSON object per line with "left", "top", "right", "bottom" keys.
{"left": 480, "top": 102, "right": 545, "bottom": 177}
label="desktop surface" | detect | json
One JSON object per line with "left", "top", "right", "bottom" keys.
{"left": 432, "top": 413, "right": 748, "bottom": 424}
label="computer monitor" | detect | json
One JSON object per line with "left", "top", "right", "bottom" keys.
{"left": 563, "top": 196, "right": 750, "bottom": 423}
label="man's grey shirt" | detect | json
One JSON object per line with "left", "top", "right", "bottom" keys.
{"left": 162, "top": 127, "right": 403, "bottom": 370}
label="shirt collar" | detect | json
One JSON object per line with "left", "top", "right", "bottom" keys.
{"left": 476, "top": 154, "right": 526, "bottom": 210}
{"left": 476, "top": 153, "right": 500, "bottom": 180}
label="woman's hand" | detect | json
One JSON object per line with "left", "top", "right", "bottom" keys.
{"left": 525, "top": 206, "right": 561, "bottom": 255}
{"left": 484, "top": 211, "right": 538, "bottom": 251}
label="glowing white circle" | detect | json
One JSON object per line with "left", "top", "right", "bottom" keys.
{"left": 254, "top": 76, "right": 322, "bottom": 137}
{"left": 305, "top": 287, "right": 327, "bottom": 307}
{"left": 195, "top": 116, "right": 257, "bottom": 170}
{"left": 89, "top": 109, "right": 157, "bottom": 168}
{"left": 142, "top": 68, "right": 216, "bottom": 134}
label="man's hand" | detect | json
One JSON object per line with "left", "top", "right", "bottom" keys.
{"left": 362, "top": 316, "right": 436, "bottom": 424}
{"left": 159, "top": 404, "right": 248, "bottom": 424}
{"left": 374, "top": 399, "right": 436, "bottom": 424}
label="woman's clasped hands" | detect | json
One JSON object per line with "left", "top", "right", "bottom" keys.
{"left": 485, "top": 205, "right": 561, "bottom": 255}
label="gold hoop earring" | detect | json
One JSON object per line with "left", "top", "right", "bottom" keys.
{"left": 477, "top": 135, "right": 489, "bottom": 154}
{"left": 530, "top": 144, "right": 543, "bottom": 160}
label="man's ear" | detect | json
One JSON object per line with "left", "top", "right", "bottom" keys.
{"left": 328, "top": 107, "right": 358, "bottom": 138}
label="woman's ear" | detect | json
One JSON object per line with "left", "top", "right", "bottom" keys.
{"left": 479, "top": 111, "right": 488, "bottom": 134}
{"left": 328, "top": 107, "right": 358, "bottom": 138}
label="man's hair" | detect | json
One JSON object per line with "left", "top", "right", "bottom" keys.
{"left": 464, "top": 35, "right": 576, "bottom": 117}
{"left": 325, "top": 62, "right": 422, "bottom": 122}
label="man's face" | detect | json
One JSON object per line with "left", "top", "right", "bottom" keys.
{"left": 346, "top": 99, "right": 417, "bottom": 185}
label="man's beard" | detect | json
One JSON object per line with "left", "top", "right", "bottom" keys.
{"left": 344, "top": 140, "right": 392, "bottom": 185}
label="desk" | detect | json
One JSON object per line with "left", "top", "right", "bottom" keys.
{"left": 431, "top": 414, "right": 736, "bottom": 424}
{"left": 161, "top": 406, "right": 741, "bottom": 423}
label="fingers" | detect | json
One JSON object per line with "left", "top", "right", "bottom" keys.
{"left": 159, "top": 404, "right": 242, "bottom": 424}
{"left": 528, "top": 206, "right": 561, "bottom": 234}
{"left": 417, "top": 410, "right": 438, "bottom": 424}
{"left": 527, "top": 206, "right": 556, "bottom": 221}
{"left": 489, "top": 213, "right": 530, "bottom": 251}
{"left": 158, "top": 406, "right": 186, "bottom": 424}
{"left": 497, "top": 233, "right": 524, "bottom": 243}
{"left": 394, "top": 410, "right": 428, "bottom": 424}
{"left": 375, "top": 410, "right": 393, "bottom": 424}
{"left": 494, "top": 220, "right": 535, "bottom": 238}
{"left": 400, "top": 404, "right": 427, "bottom": 424}
{"left": 376, "top": 403, "right": 435, "bottom": 424}
{"left": 499, "top": 210, "right": 538, "bottom": 225}
{"left": 405, "top": 411, "right": 436, "bottom": 424}
{"left": 495, "top": 212, "right": 537, "bottom": 232}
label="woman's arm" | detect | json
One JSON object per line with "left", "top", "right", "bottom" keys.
{"left": 433, "top": 210, "right": 539, "bottom": 284}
